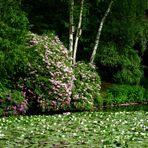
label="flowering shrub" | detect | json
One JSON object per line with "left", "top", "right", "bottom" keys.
{"left": 19, "top": 32, "right": 74, "bottom": 112}
{"left": 71, "top": 62, "right": 101, "bottom": 111}
{"left": 0, "top": 85, "right": 28, "bottom": 116}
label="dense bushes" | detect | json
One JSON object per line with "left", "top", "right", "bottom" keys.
{"left": 0, "top": 83, "right": 27, "bottom": 116}
{"left": 97, "top": 44, "right": 143, "bottom": 85}
{"left": 17, "top": 32, "right": 74, "bottom": 113}
{"left": 0, "top": 0, "right": 30, "bottom": 116}
{"left": 21, "top": 35, "right": 102, "bottom": 112}
{"left": 113, "top": 47, "right": 143, "bottom": 85}
{"left": 104, "top": 84, "right": 146, "bottom": 105}
{"left": 71, "top": 62, "right": 102, "bottom": 111}
{"left": 0, "top": 29, "right": 102, "bottom": 115}
{"left": 0, "top": 0, "right": 29, "bottom": 87}
{"left": 0, "top": 0, "right": 147, "bottom": 117}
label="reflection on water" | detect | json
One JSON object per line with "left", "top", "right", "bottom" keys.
{"left": 98, "top": 104, "right": 148, "bottom": 112}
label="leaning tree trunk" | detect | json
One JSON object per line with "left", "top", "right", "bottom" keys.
{"left": 90, "top": 0, "right": 113, "bottom": 65}
{"left": 73, "top": 0, "right": 84, "bottom": 64}
{"left": 69, "top": 0, "right": 74, "bottom": 60}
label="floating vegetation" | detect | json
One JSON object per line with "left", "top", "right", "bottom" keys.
{"left": 0, "top": 111, "right": 148, "bottom": 147}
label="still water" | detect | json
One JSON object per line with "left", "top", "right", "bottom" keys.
{"left": 99, "top": 104, "right": 148, "bottom": 112}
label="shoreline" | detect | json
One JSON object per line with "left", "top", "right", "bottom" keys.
{"left": 95, "top": 101, "right": 148, "bottom": 110}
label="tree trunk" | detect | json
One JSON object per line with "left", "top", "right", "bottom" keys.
{"left": 90, "top": 0, "right": 113, "bottom": 65}
{"left": 73, "top": 0, "right": 84, "bottom": 64}
{"left": 69, "top": 0, "right": 74, "bottom": 60}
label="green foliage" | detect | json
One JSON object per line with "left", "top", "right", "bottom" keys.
{"left": 0, "top": 83, "right": 27, "bottom": 116}
{"left": 104, "top": 84, "right": 145, "bottom": 105}
{"left": 71, "top": 62, "right": 101, "bottom": 111}
{"left": 113, "top": 47, "right": 143, "bottom": 85}
{"left": 97, "top": 44, "right": 143, "bottom": 84}
{"left": 0, "top": 0, "right": 28, "bottom": 47}
{"left": 97, "top": 43, "right": 119, "bottom": 66}
{"left": 0, "top": 0, "right": 29, "bottom": 115}
{"left": 0, "top": 0, "right": 29, "bottom": 87}
{"left": 144, "top": 88, "right": 148, "bottom": 100}
{"left": 114, "top": 67, "right": 143, "bottom": 85}
{"left": 0, "top": 0, "right": 147, "bottom": 115}
{"left": 103, "top": 0, "right": 148, "bottom": 51}
{"left": 21, "top": 0, "right": 148, "bottom": 82}
{"left": 96, "top": 0, "right": 148, "bottom": 84}
{"left": 22, "top": 0, "right": 69, "bottom": 36}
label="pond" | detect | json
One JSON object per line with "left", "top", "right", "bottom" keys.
{"left": 0, "top": 107, "right": 148, "bottom": 148}
{"left": 100, "top": 104, "right": 148, "bottom": 112}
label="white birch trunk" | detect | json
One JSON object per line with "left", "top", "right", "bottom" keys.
{"left": 90, "top": 0, "right": 113, "bottom": 65}
{"left": 73, "top": 0, "right": 84, "bottom": 64}
{"left": 69, "top": 0, "right": 74, "bottom": 59}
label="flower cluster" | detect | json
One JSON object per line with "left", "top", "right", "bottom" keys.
{"left": 0, "top": 88, "right": 28, "bottom": 116}
{"left": 20, "top": 32, "right": 74, "bottom": 112}
{"left": 71, "top": 62, "right": 101, "bottom": 111}
{"left": 6, "top": 101, "right": 27, "bottom": 115}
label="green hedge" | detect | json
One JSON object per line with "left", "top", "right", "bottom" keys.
{"left": 104, "top": 84, "right": 145, "bottom": 105}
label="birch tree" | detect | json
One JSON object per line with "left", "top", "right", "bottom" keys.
{"left": 73, "top": 0, "right": 84, "bottom": 64}
{"left": 90, "top": 0, "right": 113, "bottom": 65}
{"left": 69, "top": 0, "right": 74, "bottom": 59}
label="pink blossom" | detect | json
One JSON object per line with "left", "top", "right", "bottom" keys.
{"left": 13, "top": 106, "right": 17, "bottom": 110}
